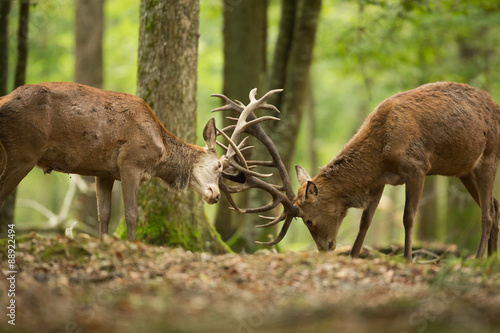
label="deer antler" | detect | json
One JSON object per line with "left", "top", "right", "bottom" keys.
{"left": 211, "top": 88, "right": 298, "bottom": 246}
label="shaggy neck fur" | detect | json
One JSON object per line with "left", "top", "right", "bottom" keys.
{"left": 155, "top": 129, "right": 203, "bottom": 192}
{"left": 315, "top": 112, "right": 387, "bottom": 209}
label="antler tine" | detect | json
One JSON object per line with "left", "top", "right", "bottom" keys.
{"left": 255, "top": 212, "right": 286, "bottom": 228}
{"left": 219, "top": 124, "right": 236, "bottom": 134}
{"left": 247, "top": 160, "right": 274, "bottom": 167}
{"left": 255, "top": 215, "right": 293, "bottom": 246}
{"left": 219, "top": 181, "right": 246, "bottom": 213}
{"left": 210, "top": 93, "right": 245, "bottom": 113}
{"left": 216, "top": 140, "right": 228, "bottom": 151}
{"left": 216, "top": 128, "right": 248, "bottom": 169}
{"left": 229, "top": 159, "right": 273, "bottom": 178}
{"left": 237, "top": 136, "right": 250, "bottom": 149}
{"left": 213, "top": 88, "right": 299, "bottom": 247}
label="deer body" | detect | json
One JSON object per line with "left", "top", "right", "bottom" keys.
{"left": 295, "top": 82, "right": 500, "bottom": 261}
{"left": 0, "top": 82, "right": 223, "bottom": 241}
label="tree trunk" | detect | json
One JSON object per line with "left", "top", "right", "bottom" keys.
{"left": 443, "top": 33, "right": 488, "bottom": 253}
{"left": 214, "top": 0, "right": 268, "bottom": 248}
{"left": 75, "top": 0, "right": 103, "bottom": 89}
{"left": 417, "top": 177, "right": 439, "bottom": 241}
{"left": 0, "top": 0, "right": 29, "bottom": 234}
{"left": 74, "top": 0, "right": 104, "bottom": 235}
{"left": 248, "top": 0, "right": 322, "bottom": 249}
{"left": 266, "top": 0, "right": 321, "bottom": 168}
{"left": 0, "top": 0, "right": 11, "bottom": 237}
{"left": 415, "top": 43, "right": 440, "bottom": 242}
{"left": 135, "top": 0, "right": 228, "bottom": 254}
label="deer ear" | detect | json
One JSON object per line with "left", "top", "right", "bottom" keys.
{"left": 305, "top": 181, "right": 318, "bottom": 200}
{"left": 203, "top": 118, "right": 217, "bottom": 151}
{"left": 295, "top": 165, "right": 312, "bottom": 185}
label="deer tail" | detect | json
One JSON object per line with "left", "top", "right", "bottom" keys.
{"left": 0, "top": 138, "right": 6, "bottom": 179}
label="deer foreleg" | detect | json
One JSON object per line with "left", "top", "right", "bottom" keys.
{"left": 351, "top": 186, "right": 384, "bottom": 258}
{"left": 96, "top": 176, "right": 114, "bottom": 237}
{"left": 460, "top": 173, "right": 499, "bottom": 256}
{"left": 473, "top": 160, "right": 496, "bottom": 259}
{"left": 403, "top": 175, "right": 426, "bottom": 263}
{"left": 488, "top": 197, "right": 499, "bottom": 255}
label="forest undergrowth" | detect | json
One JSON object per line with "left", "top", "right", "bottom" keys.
{"left": 1, "top": 233, "right": 500, "bottom": 333}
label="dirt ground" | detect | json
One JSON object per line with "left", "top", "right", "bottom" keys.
{"left": 1, "top": 234, "right": 500, "bottom": 333}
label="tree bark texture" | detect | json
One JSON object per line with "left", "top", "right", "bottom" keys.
{"left": 135, "top": 0, "right": 228, "bottom": 254}
{"left": 0, "top": 0, "right": 11, "bottom": 236}
{"left": 75, "top": 0, "right": 103, "bottom": 89}
{"left": 0, "top": 0, "right": 10, "bottom": 96}
{"left": 214, "top": 0, "right": 268, "bottom": 247}
{"left": 0, "top": 0, "right": 30, "bottom": 234}
{"left": 248, "top": 0, "right": 321, "bottom": 249}
{"left": 268, "top": 0, "right": 321, "bottom": 169}
{"left": 74, "top": 0, "right": 104, "bottom": 234}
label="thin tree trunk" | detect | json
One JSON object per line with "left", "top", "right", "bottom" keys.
{"left": 248, "top": 0, "right": 321, "bottom": 249}
{"left": 214, "top": 0, "right": 267, "bottom": 248}
{"left": 14, "top": 0, "right": 29, "bottom": 88}
{"left": 75, "top": 0, "right": 103, "bottom": 89}
{"left": 443, "top": 34, "right": 486, "bottom": 252}
{"left": 0, "top": 0, "right": 10, "bottom": 96}
{"left": 136, "top": 0, "right": 228, "bottom": 254}
{"left": 74, "top": 0, "right": 104, "bottom": 234}
{"left": 267, "top": 0, "right": 321, "bottom": 169}
{"left": 0, "top": 0, "right": 29, "bottom": 233}
{"left": 414, "top": 42, "right": 440, "bottom": 242}
{"left": 0, "top": 0, "right": 11, "bottom": 236}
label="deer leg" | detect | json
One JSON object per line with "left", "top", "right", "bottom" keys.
{"left": 473, "top": 161, "right": 497, "bottom": 258}
{"left": 120, "top": 168, "right": 141, "bottom": 242}
{"left": 460, "top": 173, "right": 499, "bottom": 256}
{"left": 403, "top": 175, "right": 426, "bottom": 263}
{"left": 488, "top": 198, "right": 499, "bottom": 255}
{"left": 96, "top": 176, "right": 114, "bottom": 237}
{"left": 350, "top": 185, "right": 384, "bottom": 258}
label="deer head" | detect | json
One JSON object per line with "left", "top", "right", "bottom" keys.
{"left": 212, "top": 89, "right": 351, "bottom": 251}
{"left": 294, "top": 165, "right": 344, "bottom": 251}
{"left": 189, "top": 118, "right": 222, "bottom": 204}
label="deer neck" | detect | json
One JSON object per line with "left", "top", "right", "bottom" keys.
{"left": 315, "top": 132, "right": 385, "bottom": 209}
{"left": 154, "top": 129, "right": 202, "bottom": 191}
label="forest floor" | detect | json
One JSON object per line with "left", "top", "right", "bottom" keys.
{"left": 1, "top": 234, "right": 500, "bottom": 333}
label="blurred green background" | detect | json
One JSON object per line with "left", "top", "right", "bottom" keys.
{"left": 7, "top": 0, "right": 500, "bottom": 254}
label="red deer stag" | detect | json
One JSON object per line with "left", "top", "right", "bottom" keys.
{"left": 215, "top": 82, "right": 500, "bottom": 262}
{"left": 0, "top": 82, "right": 223, "bottom": 241}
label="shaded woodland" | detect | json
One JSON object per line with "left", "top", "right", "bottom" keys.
{"left": 1, "top": 1, "right": 500, "bottom": 332}
{"left": 1, "top": 0, "right": 499, "bottom": 254}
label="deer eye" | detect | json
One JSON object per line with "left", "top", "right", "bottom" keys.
{"left": 218, "top": 162, "right": 222, "bottom": 169}
{"left": 306, "top": 220, "right": 313, "bottom": 227}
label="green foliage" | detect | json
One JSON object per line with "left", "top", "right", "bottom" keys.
{"left": 8, "top": 0, "right": 500, "bottom": 254}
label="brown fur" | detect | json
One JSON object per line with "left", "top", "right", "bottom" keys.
{"left": 0, "top": 82, "right": 222, "bottom": 241}
{"left": 295, "top": 82, "right": 500, "bottom": 261}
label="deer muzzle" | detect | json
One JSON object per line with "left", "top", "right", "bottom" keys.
{"left": 315, "top": 239, "right": 336, "bottom": 252}
{"left": 203, "top": 185, "right": 221, "bottom": 204}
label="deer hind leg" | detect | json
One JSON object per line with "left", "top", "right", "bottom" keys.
{"left": 96, "top": 176, "right": 115, "bottom": 237}
{"left": 488, "top": 198, "right": 499, "bottom": 255}
{"left": 120, "top": 167, "right": 142, "bottom": 242}
{"left": 403, "top": 174, "right": 426, "bottom": 263}
{"left": 471, "top": 159, "right": 497, "bottom": 259}
{"left": 350, "top": 185, "right": 384, "bottom": 258}
{"left": 459, "top": 173, "right": 499, "bottom": 256}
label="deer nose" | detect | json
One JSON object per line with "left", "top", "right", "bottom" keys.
{"left": 205, "top": 187, "right": 220, "bottom": 204}
{"left": 328, "top": 240, "right": 336, "bottom": 251}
